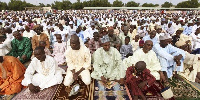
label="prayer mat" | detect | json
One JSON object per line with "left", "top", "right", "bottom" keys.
{"left": 52, "top": 78, "right": 95, "bottom": 100}
{"left": 125, "top": 81, "right": 166, "bottom": 100}
{"left": 168, "top": 77, "right": 200, "bottom": 99}
{"left": 0, "top": 94, "right": 16, "bottom": 100}
{"left": 12, "top": 85, "right": 58, "bottom": 100}
{"left": 93, "top": 80, "right": 129, "bottom": 100}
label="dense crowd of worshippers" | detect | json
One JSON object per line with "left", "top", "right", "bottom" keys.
{"left": 0, "top": 10, "right": 200, "bottom": 100}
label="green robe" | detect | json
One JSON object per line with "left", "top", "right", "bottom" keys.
{"left": 7, "top": 37, "right": 32, "bottom": 63}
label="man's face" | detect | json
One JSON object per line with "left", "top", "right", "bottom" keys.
{"left": 160, "top": 40, "right": 169, "bottom": 48}
{"left": 13, "top": 33, "right": 22, "bottom": 40}
{"left": 143, "top": 41, "right": 153, "bottom": 53}
{"left": 125, "top": 38, "right": 130, "bottom": 45}
{"left": 70, "top": 39, "right": 80, "bottom": 50}
{"left": 94, "top": 34, "right": 99, "bottom": 41}
{"left": 150, "top": 31, "right": 156, "bottom": 39}
{"left": 123, "top": 30, "right": 128, "bottom": 36}
{"left": 34, "top": 27, "right": 41, "bottom": 35}
{"left": 34, "top": 49, "right": 45, "bottom": 61}
{"left": 176, "top": 30, "right": 182, "bottom": 37}
{"left": 103, "top": 42, "right": 110, "bottom": 51}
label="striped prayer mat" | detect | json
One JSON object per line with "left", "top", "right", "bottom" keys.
{"left": 52, "top": 78, "right": 95, "bottom": 100}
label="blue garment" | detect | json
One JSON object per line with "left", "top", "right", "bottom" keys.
{"left": 143, "top": 35, "right": 159, "bottom": 45}
{"left": 184, "top": 26, "right": 193, "bottom": 35}
{"left": 153, "top": 44, "right": 185, "bottom": 78}
{"left": 77, "top": 31, "right": 86, "bottom": 43}
{"left": 191, "top": 48, "right": 200, "bottom": 54}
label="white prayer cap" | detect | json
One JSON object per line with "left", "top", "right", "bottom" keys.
{"left": 159, "top": 34, "right": 169, "bottom": 41}
{"left": 188, "top": 20, "right": 193, "bottom": 24}
{"left": 100, "top": 35, "right": 110, "bottom": 43}
{"left": 70, "top": 31, "right": 76, "bottom": 35}
{"left": 69, "top": 21, "right": 73, "bottom": 24}
{"left": 91, "top": 23, "right": 95, "bottom": 26}
{"left": 102, "top": 24, "right": 106, "bottom": 28}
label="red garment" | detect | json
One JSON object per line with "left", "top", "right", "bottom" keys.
{"left": 126, "top": 67, "right": 156, "bottom": 96}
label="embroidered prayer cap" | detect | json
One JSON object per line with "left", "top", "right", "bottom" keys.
{"left": 175, "top": 40, "right": 185, "bottom": 47}
{"left": 157, "top": 25, "right": 162, "bottom": 29}
{"left": 178, "top": 28, "right": 184, "bottom": 31}
{"left": 100, "top": 35, "right": 110, "bottom": 43}
{"left": 159, "top": 34, "right": 169, "bottom": 41}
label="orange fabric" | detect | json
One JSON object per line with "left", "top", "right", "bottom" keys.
{"left": 0, "top": 56, "right": 26, "bottom": 95}
{"left": 31, "top": 33, "right": 50, "bottom": 50}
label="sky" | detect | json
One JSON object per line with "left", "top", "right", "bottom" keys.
{"left": 0, "top": 0, "right": 194, "bottom": 5}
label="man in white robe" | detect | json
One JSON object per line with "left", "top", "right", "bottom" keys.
{"left": 0, "top": 34, "right": 11, "bottom": 56}
{"left": 64, "top": 35, "right": 91, "bottom": 86}
{"left": 175, "top": 40, "right": 200, "bottom": 83}
{"left": 123, "top": 40, "right": 163, "bottom": 81}
{"left": 153, "top": 35, "right": 185, "bottom": 80}
{"left": 22, "top": 46, "right": 64, "bottom": 93}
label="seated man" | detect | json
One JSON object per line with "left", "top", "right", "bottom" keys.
{"left": 0, "top": 34, "right": 11, "bottom": 56}
{"left": 22, "top": 46, "right": 64, "bottom": 93}
{"left": 91, "top": 35, "right": 125, "bottom": 99}
{"left": 124, "top": 40, "right": 163, "bottom": 81}
{"left": 64, "top": 35, "right": 91, "bottom": 86}
{"left": 153, "top": 35, "right": 185, "bottom": 80}
{"left": 126, "top": 61, "right": 157, "bottom": 100}
{"left": 32, "top": 25, "right": 50, "bottom": 50}
{"left": 0, "top": 56, "right": 26, "bottom": 95}
{"left": 7, "top": 31, "right": 32, "bottom": 64}
{"left": 175, "top": 41, "right": 200, "bottom": 83}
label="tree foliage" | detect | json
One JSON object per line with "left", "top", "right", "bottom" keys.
{"left": 0, "top": 2, "right": 8, "bottom": 10}
{"left": 112, "top": 0, "right": 124, "bottom": 7}
{"left": 8, "top": 0, "right": 35, "bottom": 11}
{"left": 176, "top": 0, "right": 199, "bottom": 8}
{"left": 126, "top": 1, "right": 140, "bottom": 7}
{"left": 142, "top": 3, "right": 159, "bottom": 7}
{"left": 0, "top": 0, "right": 199, "bottom": 11}
{"left": 161, "top": 2, "right": 173, "bottom": 8}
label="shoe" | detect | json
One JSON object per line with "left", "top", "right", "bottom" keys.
{"left": 68, "top": 84, "right": 80, "bottom": 96}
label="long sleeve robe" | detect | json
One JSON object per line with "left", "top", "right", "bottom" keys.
{"left": 7, "top": 37, "right": 32, "bottom": 63}
{"left": 126, "top": 67, "right": 156, "bottom": 96}
{"left": 123, "top": 49, "right": 161, "bottom": 80}
{"left": 179, "top": 52, "right": 200, "bottom": 82}
{"left": 153, "top": 44, "right": 185, "bottom": 78}
{"left": 31, "top": 33, "right": 50, "bottom": 50}
{"left": 21, "top": 55, "right": 64, "bottom": 90}
{"left": 91, "top": 47, "right": 125, "bottom": 80}
{"left": 0, "top": 56, "right": 26, "bottom": 95}
{"left": 52, "top": 42, "right": 66, "bottom": 65}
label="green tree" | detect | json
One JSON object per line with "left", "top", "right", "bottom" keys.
{"left": 38, "top": 3, "right": 45, "bottom": 7}
{"left": 112, "top": 0, "right": 124, "bottom": 7}
{"left": 72, "top": 1, "right": 83, "bottom": 9}
{"left": 46, "top": 4, "right": 51, "bottom": 7}
{"left": 161, "top": 1, "right": 173, "bottom": 8}
{"left": 142, "top": 3, "right": 159, "bottom": 7}
{"left": 0, "top": 2, "right": 8, "bottom": 10}
{"left": 176, "top": 0, "right": 199, "bottom": 8}
{"left": 62, "top": 0, "right": 72, "bottom": 10}
{"left": 126, "top": 1, "right": 139, "bottom": 7}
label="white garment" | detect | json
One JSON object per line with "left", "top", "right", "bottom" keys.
{"left": 23, "top": 30, "right": 36, "bottom": 38}
{"left": 190, "top": 32, "right": 200, "bottom": 50}
{"left": 64, "top": 40, "right": 91, "bottom": 86}
{"left": 123, "top": 49, "right": 162, "bottom": 80}
{"left": 22, "top": 55, "right": 64, "bottom": 90}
